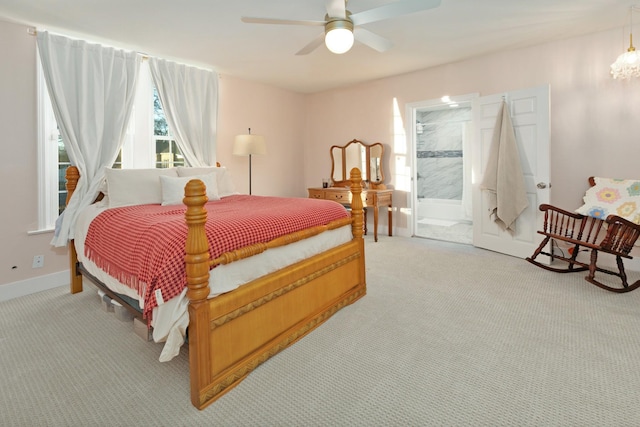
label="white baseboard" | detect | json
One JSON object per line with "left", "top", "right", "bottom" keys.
{"left": 0, "top": 270, "right": 69, "bottom": 303}
{"left": 365, "top": 222, "right": 411, "bottom": 239}
{"left": 625, "top": 257, "right": 640, "bottom": 273}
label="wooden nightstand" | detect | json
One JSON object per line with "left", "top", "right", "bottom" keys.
{"left": 308, "top": 187, "right": 392, "bottom": 242}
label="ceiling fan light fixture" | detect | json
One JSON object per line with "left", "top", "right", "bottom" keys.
{"left": 325, "top": 19, "right": 354, "bottom": 54}
{"left": 242, "top": 1, "right": 442, "bottom": 56}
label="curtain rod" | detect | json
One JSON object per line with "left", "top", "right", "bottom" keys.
{"left": 26, "top": 27, "right": 218, "bottom": 71}
{"left": 26, "top": 27, "right": 150, "bottom": 60}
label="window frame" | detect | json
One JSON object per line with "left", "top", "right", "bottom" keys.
{"left": 36, "top": 60, "right": 175, "bottom": 231}
{"left": 36, "top": 55, "right": 61, "bottom": 232}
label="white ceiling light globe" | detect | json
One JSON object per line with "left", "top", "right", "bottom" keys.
{"left": 325, "top": 28, "right": 354, "bottom": 54}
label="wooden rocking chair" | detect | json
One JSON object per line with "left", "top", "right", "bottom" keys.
{"left": 526, "top": 180, "right": 640, "bottom": 292}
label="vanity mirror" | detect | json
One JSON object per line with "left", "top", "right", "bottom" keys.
{"left": 330, "top": 139, "right": 386, "bottom": 189}
{"left": 310, "top": 139, "right": 392, "bottom": 242}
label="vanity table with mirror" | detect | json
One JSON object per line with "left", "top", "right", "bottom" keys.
{"left": 308, "top": 139, "right": 392, "bottom": 242}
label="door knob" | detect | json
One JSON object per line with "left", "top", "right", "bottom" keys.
{"left": 537, "top": 182, "right": 547, "bottom": 189}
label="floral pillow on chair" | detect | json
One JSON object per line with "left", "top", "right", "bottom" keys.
{"left": 575, "top": 177, "right": 640, "bottom": 224}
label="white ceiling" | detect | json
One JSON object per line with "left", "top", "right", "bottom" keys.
{"left": 0, "top": 0, "right": 636, "bottom": 93}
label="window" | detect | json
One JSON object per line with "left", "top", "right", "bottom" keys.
{"left": 57, "top": 136, "right": 71, "bottom": 214}
{"left": 153, "top": 89, "right": 184, "bottom": 169}
{"left": 36, "top": 57, "right": 63, "bottom": 230}
{"left": 37, "top": 60, "right": 176, "bottom": 231}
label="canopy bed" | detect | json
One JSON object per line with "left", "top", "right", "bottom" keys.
{"left": 65, "top": 165, "right": 367, "bottom": 410}
{"left": 308, "top": 139, "right": 393, "bottom": 242}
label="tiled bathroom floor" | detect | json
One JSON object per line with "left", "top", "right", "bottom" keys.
{"left": 416, "top": 220, "right": 473, "bottom": 245}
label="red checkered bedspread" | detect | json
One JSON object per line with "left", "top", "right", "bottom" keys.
{"left": 83, "top": 195, "right": 350, "bottom": 320}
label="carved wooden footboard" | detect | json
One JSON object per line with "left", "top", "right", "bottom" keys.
{"left": 66, "top": 166, "right": 366, "bottom": 409}
{"left": 184, "top": 168, "right": 366, "bottom": 408}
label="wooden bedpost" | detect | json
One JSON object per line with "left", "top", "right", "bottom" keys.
{"left": 350, "top": 167, "right": 367, "bottom": 295}
{"left": 65, "top": 166, "right": 83, "bottom": 294}
{"left": 183, "top": 178, "right": 212, "bottom": 409}
{"left": 349, "top": 167, "right": 364, "bottom": 239}
{"left": 184, "top": 179, "right": 211, "bottom": 302}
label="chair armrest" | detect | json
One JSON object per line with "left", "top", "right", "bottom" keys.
{"left": 538, "top": 203, "right": 593, "bottom": 242}
{"left": 605, "top": 214, "right": 640, "bottom": 229}
{"left": 601, "top": 215, "right": 640, "bottom": 257}
{"left": 538, "top": 204, "right": 585, "bottom": 220}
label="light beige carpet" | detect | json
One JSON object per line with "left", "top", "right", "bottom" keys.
{"left": 2, "top": 236, "right": 640, "bottom": 426}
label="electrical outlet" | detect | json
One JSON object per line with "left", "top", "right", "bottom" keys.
{"left": 32, "top": 255, "right": 44, "bottom": 269}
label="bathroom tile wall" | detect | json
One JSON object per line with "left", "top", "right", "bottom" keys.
{"left": 416, "top": 107, "right": 471, "bottom": 200}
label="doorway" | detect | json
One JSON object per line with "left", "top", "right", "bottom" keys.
{"left": 406, "top": 86, "right": 549, "bottom": 254}
{"left": 408, "top": 94, "right": 477, "bottom": 244}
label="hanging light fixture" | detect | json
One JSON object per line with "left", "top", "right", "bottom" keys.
{"left": 325, "top": 17, "right": 354, "bottom": 54}
{"left": 611, "top": 6, "right": 640, "bottom": 79}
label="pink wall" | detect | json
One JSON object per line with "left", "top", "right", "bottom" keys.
{"left": 304, "top": 27, "right": 640, "bottom": 236}
{"left": 216, "top": 74, "right": 306, "bottom": 197}
{"left": 0, "top": 21, "right": 69, "bottom": 288}
{"left": 3, "top": 17, "right": 640, "bottom": 290}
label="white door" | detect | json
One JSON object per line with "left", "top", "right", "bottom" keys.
{"left": 471, "top": 85, "right": 550, "bottom": 259}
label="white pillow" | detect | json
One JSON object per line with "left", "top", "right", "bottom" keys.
{"left": 177, "top": 166, "right": 237, "bottom": 197}
{"left": 105, "top": 167, "right": 178, "bottom": 208}
{"left": 159, "top": 174, "right": 220, "bottom": 206}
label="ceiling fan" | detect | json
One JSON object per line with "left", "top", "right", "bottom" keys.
{"left": 241, "top": 0, "right": 442, "bottom": 55}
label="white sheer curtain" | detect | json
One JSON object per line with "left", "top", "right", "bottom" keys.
{"left": 148, "top": 58, "right": 218, "bottom": 167}
{"left": 37, "top": 31, "right": 141, "bottom": 247}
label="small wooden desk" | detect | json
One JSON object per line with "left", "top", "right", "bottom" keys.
{"left": 308, "top": 187, "right": 393, "bottom": 242}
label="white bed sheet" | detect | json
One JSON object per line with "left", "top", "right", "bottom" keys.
{"left": 74, "top": 199, "right": 353, "bottom": 361}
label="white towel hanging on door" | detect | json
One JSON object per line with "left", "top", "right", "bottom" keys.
{"left": 480, "top": 99, "right": 529, "bottom": 233}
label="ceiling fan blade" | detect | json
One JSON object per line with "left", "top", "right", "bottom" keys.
{"left": 325, "top": 0, "right": 346, "bottom": 18}
{"left": 351, "top": 0, "right": 441, "bottom": 26}
{"left": 241, "top": 16, "right": 325, "bottom": 26}
{"left": 354, "top": 28, "right": 393, "bottom": 52}
{"left": 295, "top": 33, "right": 326, "bottom": 55}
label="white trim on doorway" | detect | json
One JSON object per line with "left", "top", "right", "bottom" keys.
{"left": 405, "top": 93, "right": 479, "bottom": 240}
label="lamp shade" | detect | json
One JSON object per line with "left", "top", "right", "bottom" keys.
{"left": 325, "top": 19, "right": 354, "bottom": 54}
{"left": 233, "top": 134, "right": 266, "bottom": 156}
